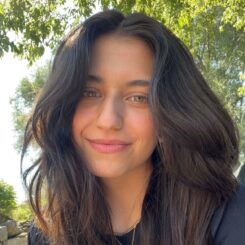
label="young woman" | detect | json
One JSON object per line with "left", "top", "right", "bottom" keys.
{"left": 23, "top": 9, "right": 245, "bottom": 245}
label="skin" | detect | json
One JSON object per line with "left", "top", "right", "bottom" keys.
{"left": 72, "top": 34, "right": 157, "bottom": 233}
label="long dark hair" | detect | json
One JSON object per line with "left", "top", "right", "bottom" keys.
{"left": 21, "top": 9, "right": 239, "bottom": 245}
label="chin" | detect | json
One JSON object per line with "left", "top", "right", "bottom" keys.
{"left": 88, "top": 166, "right": 129, "bottom": 179}
{"left": 92, "top": 170, "right": 126, "bottom": 179}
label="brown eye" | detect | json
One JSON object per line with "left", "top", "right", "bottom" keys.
{"left": 128, "top": 95, "right": 148, "bottom": 104}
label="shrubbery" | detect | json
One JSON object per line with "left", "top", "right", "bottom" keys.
{"left": 12, "top": 202, "right": 33, "bottom": 222}
{"left": 0, "top": 180, "right": 17, "bottom": 217}
{"left": 0, "top": 179, "right": 33, "bottom": 222}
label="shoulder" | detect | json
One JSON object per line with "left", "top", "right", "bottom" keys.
{"left": 211, "top": 184, "right": 245, "bottom": 245}
{"left": 28, "top": 223, "right": 49, "bottom": 245}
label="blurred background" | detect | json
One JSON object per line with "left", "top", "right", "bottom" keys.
{"left": 0, "top": 0, "right": 244, "bottom": 243}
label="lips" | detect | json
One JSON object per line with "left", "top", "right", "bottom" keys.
{"left": 86, "top": 138, "right": 130, "bottom": 153}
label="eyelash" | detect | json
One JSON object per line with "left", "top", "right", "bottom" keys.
{"left": 82, "top": 90, "right": 101, "bottom": 98}
{"left": 82, "top": 89, "right": 148, "bottom": 104}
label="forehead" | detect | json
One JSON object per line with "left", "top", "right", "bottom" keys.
{"left": 88, "top": 34, "right": 154, "bottom": 82}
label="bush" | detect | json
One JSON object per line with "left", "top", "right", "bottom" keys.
{"left": 12, "top": 202, "right": 33, "bottom": 222}
{"left": 0, "top": 180, "right": 17, "bottom": 217}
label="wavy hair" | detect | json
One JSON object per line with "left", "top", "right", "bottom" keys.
{"left": 21, "top": 9, "right": 239, "bottom": 245}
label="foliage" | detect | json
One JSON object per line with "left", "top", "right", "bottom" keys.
{"left": 0, "top": 1, "right": 244, "bottom": 63}
{"left": 12, "top": 201, "right": 33, "bottom": 222}
{"left": 10, "top": 63, "right": 49, "bottom": 152}
{"left": 0, "top": 180, "right": 17, "bottom": 217}
{"left": 0, "top": 0, "right": 95, "bottom": 64}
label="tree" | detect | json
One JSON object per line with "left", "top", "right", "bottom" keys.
{"left": 0, "top": 1, "right": 244, "bottom": 63}
{"left": 0, "top": 0, "right": 95, "bottom": 63}
{"left": 10, "top": 63, "right": 49, "bottom": 152}
{"left": 0, "top": 180, "right": 17, "bottom": 217}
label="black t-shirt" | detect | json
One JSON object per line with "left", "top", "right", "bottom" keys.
{"left": 28, "top": 184, "right": 245, "bottom": 245}
{"left": 115, "top": 229, "right": 135, "bottom": 245}
{"left": 211, "top": 183, "right": 245, "bottom": 244}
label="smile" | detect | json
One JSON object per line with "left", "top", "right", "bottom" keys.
{"left": 86, "top": 139, "right": 130, "bottom": 153}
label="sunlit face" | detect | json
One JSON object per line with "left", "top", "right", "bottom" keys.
{"left": 72, "top": 34, "right": 157, "bottom": 179}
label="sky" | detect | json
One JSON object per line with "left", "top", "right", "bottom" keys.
{"left": 0, "top": 52, "right": 49, "bottom": 203}
{"left": 0, "top": 53, "right": 28, "bottom": 203}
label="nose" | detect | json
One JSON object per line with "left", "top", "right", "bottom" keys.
{"left": 96, "top": 96, "right": 123, "bottom": 130}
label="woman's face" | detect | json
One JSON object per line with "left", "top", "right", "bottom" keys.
{"left": 72, "top": 34, "right": 157, "bottom": 179}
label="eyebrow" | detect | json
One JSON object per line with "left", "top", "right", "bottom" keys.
{"left": 87, "top": 74, "right": 150, "bottom": 87}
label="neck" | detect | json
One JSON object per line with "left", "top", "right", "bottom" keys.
{"left": 101, "top": 162, "right": 153, "bottom": 234}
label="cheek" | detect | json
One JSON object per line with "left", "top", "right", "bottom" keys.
{"left": 72, "top": 106, "right": 95, "bottom": 141}
{"left": 128, "top": 110, "right": 156, "bottom": 141}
